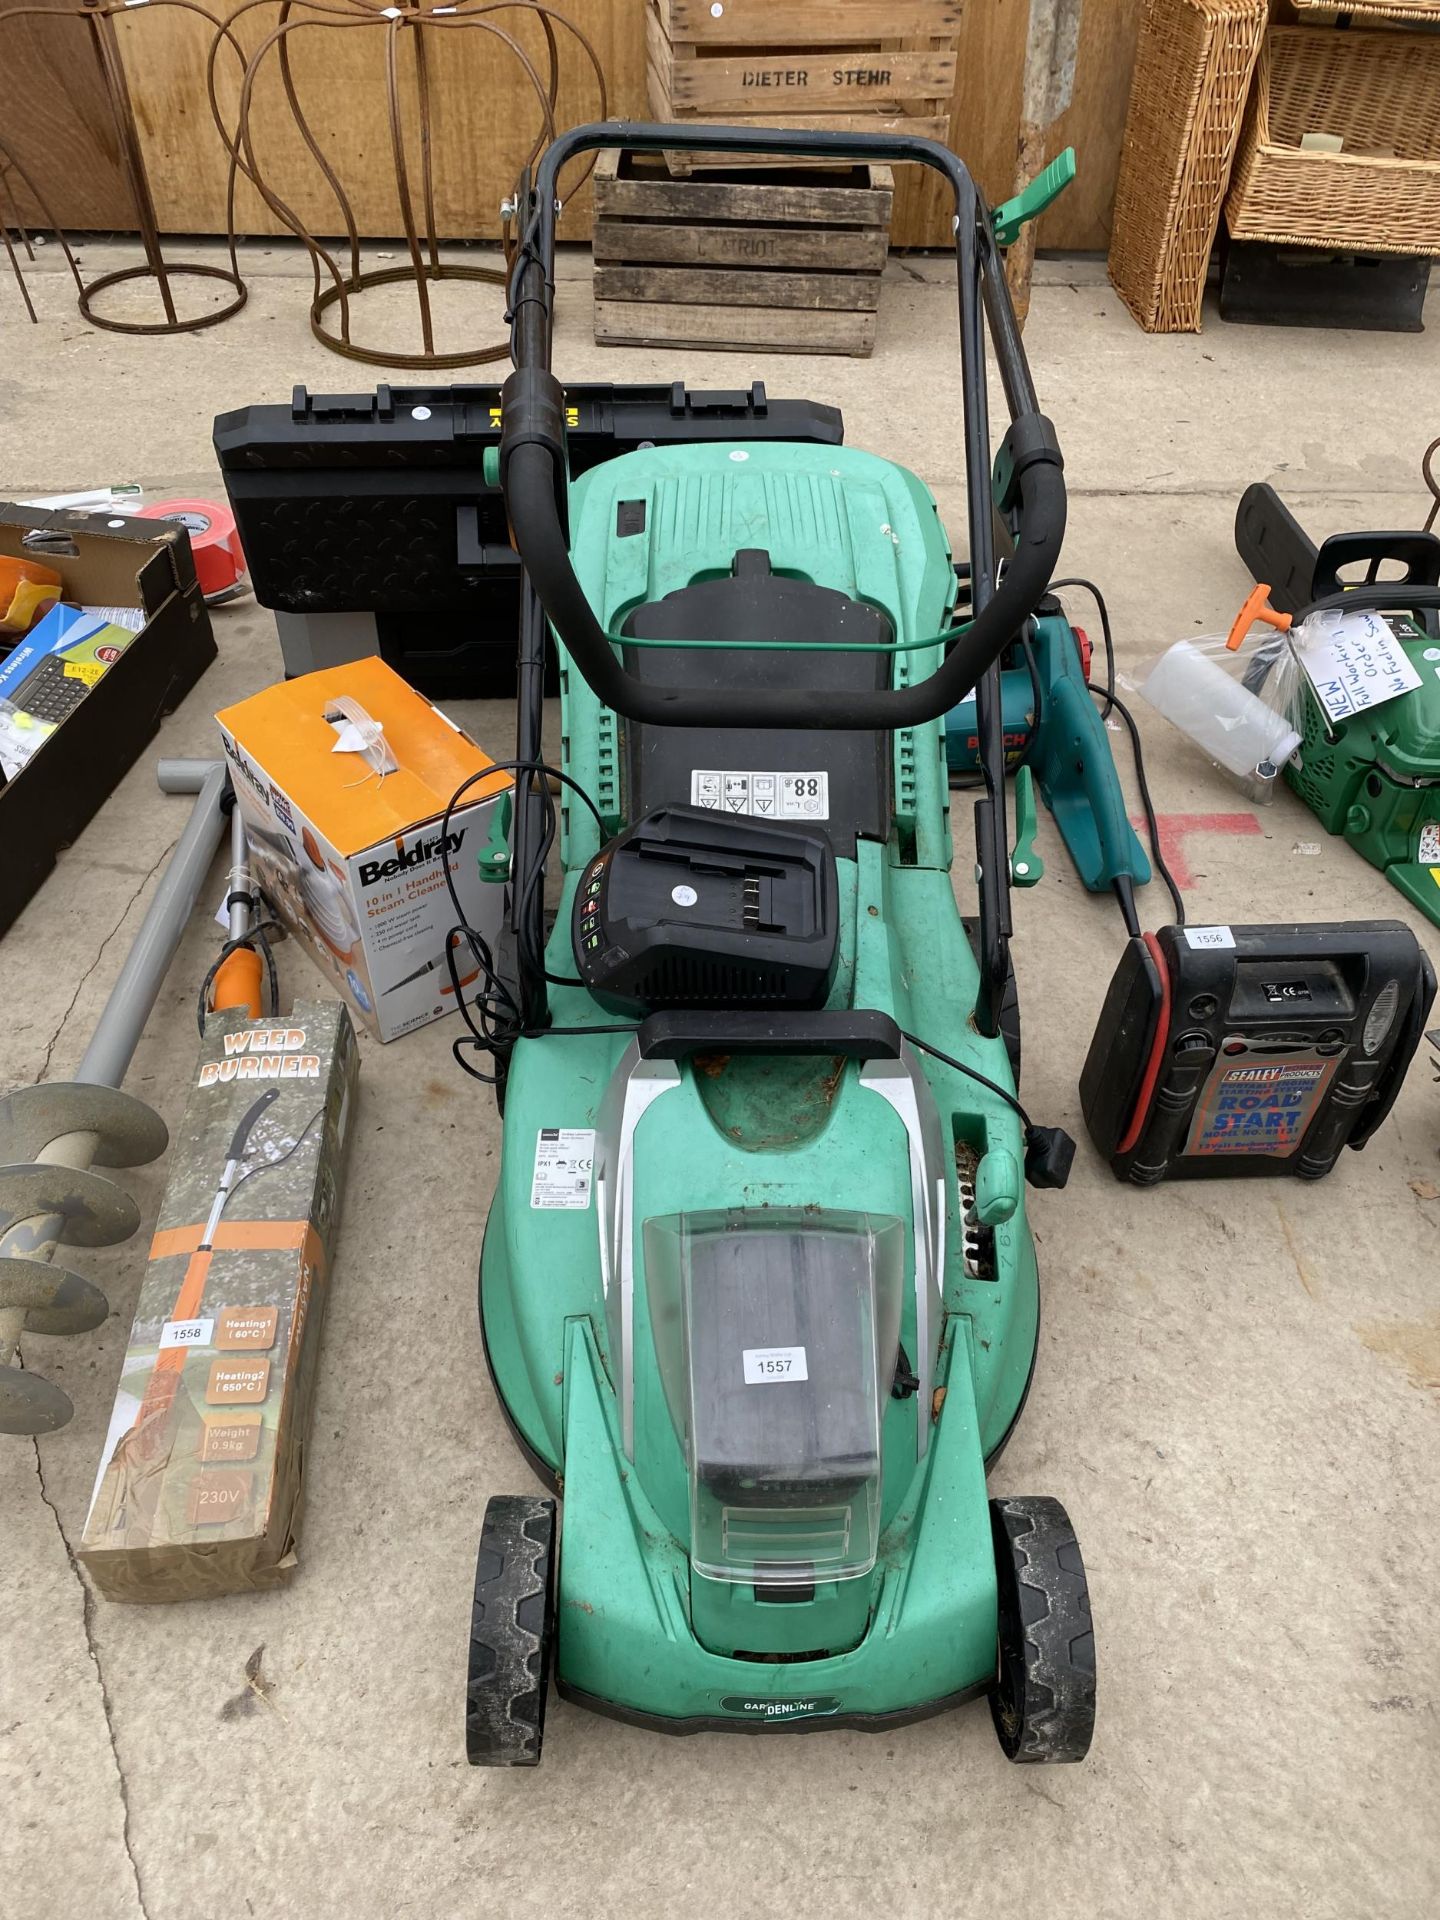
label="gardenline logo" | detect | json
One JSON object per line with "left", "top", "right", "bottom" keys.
{"left": 358, "top": 829, "right": 465, "bottom": 888}
{"left": 720, "top": 1696, "right": 841, "bottom": 1720}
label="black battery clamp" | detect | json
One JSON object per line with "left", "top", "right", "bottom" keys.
{"left": 1081, "top": 921, "right": 1435, "bottom": 1184}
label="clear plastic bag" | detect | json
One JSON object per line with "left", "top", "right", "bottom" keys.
{"left": 1130, "top": 621, "right": 1305, "bottom": 805}
{"left": 1134, "top": 592, "right": 1429, "bottom": 804}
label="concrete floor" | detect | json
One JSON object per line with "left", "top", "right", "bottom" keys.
{"left": 3, "top": 238, "right": 1438, "bottom": 1920}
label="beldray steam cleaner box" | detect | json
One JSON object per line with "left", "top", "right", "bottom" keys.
{"left": 80, "top": 1003, "right": 359, "bottom": 1602}
{"left": 215, "top": 658, "right": 511, "bottom": 1042}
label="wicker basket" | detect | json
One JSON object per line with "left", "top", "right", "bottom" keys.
{"left": 1225, "top": 26, "right": 1440, "bottom": 256}
{"left": 1109, "top": 0, "right": 1268, "bottom": 333}
{"left": 1291, "top": 0, "right": 1440, "bottom": 22}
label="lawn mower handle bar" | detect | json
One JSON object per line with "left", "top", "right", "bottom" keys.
{"left": 500, "top": 120, "right": 1066, "bottom": 732}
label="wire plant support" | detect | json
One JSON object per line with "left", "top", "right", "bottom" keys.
{"left": 0, "top": 0, "right": 248, "bottom": 333}
{"left": 1, "top": 138, "right": 86, "bottom": 322}
{"left": 209, "top": 0, "right": 606, "bottom": 369}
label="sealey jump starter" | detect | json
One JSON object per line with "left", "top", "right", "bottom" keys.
{"left": 1081, "top": 921, "right": 1434, "bottom": 1183}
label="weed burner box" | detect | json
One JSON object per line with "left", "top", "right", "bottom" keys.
{"left": 81, "top": 1003, "right": 359, "bottom": 1602}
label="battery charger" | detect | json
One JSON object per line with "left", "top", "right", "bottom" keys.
{"left": 572, "top": 804, "right": 839, "bottom": 1015}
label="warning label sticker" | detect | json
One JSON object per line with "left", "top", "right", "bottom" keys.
{"left": 530, "top": 1128, "right": 596, "bottom": 1209}
{"left": 1418, "top": 822, "right": 1440, "bottom": 864}
{"left": 1185, "top": 1056, "right": 1337, "bottom": 1158}
{"left": 690, "top": 769, "right": 829, "bottom": 820}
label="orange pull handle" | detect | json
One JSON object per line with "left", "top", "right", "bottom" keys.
{"left": 210, "top": 945, "right": 264, "bottom": 1018}
{"left": 1227, "top": 582, "right": 1293, "bottom": 652}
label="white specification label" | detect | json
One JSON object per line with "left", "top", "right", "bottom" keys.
{"left": 530, "top": 1128, "right": 596, "bottom": 1210}
{"left": 691, "top": 769, "right": 829, "bottom": 821}
{"left": 159, "top": 1316, "right": 214, "bottom": 1351}
{"left": 1184, "top": 926, "right": 1236, "bottom": 951}
{"left": 1419, "top": 822, "right": 1440, "bottom": 864}
{"left": 743, "top": 1345, "right": 809, "bottom": 1385}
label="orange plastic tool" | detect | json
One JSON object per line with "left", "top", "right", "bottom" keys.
{"left": 1226, "top": 582, "right": 1293, "bottom": 652}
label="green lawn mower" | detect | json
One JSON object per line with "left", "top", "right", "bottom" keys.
{"left": 462, "top": 122, "right": 1094, "bottom": 1764}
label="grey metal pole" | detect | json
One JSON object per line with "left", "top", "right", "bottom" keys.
{"left": 74, "top": 762, "right": 228, "bottom": 1089}
{"left": 157, "top": 757, "right": 221, "bottom": 794}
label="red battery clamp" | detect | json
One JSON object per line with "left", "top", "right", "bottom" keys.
{"left": 1081, "top": 922, "right": 1434, "bottom": 1183}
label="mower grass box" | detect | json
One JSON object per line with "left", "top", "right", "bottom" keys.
{"left": 80, "top": 1002, "right": 358, "bottom": 1602}
{"left": 216, "top": 658, "right": 512, "bottom": 1041}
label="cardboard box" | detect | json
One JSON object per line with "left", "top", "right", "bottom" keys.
{"left": 0, "top": 504, "right": 217, "bottom": 936}
{"left": 215, "top": 659, "right": 511, "bottom": 1042}
{"left": 80, "top": 1002, "right": 359, "bottom": 1602}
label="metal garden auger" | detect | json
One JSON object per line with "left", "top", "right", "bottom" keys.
{"left": 0, "top": 760, "right": 230, "bottom": 1435}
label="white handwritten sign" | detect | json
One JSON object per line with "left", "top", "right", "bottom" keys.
{"left": 1295, "top": 610, "right": 1421, "bottom": 725}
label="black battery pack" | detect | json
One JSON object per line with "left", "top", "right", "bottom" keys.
{"left": 1080, "top": 922, "right": 1435, "bottom": 1184}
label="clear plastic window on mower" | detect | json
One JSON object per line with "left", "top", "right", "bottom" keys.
{"left": 644, "top": 1209, "right": 905, "bottom": 1588}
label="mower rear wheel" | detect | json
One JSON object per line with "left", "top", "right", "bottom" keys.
{"left": 989, "top": 1494, "right": 1095, "bottom": 1764}
{"left": 466, "top": 1493, "right": 556, "bottom": 1767}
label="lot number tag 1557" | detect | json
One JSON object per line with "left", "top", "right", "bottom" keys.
{"left": 743, "top": 1346, "right": 808, "bottom": 1385}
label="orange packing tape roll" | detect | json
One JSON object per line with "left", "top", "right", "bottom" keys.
{"left": 0, "top": 553, "right": 63, "bottom": 634}
{"left": 138, "top": 498, "right": 246, "bottom": 601}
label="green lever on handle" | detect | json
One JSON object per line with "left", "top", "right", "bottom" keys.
{"left": 477, "top": 790, "right": 513, "bottom": 883}
{"left": 991, "top": 148, "right": 1077, "bottom": 248}
{"left": 1010, "top": 763, "right": 1044, "bottom": 887}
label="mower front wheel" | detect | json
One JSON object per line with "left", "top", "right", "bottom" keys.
{"left": 989, "top": 1494, "right": 1095, "bottom": 1764}
{"left": 466, "top": 1493, "right": 556, "bottom": 1767}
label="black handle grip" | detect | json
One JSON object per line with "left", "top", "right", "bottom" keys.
{"left": 1312, "top": 531, "right": 1440, "bottom": 603}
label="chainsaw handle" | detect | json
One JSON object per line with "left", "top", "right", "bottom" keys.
{"left": 502, "top": 120, "right": 1064, "bottom": 732}
{"left": 1299, "top": 584, "right": 1440, "bottom": 622}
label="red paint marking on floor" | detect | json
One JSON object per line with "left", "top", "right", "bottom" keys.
{"left": 1129, "top": 812, "right": 1262, "bottom": 889}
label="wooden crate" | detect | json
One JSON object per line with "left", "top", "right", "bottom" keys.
{"left": 646, "top": 0, "right": 961, "bottom": 171}
{"left": 592, "top": 150, "right": 893, "bottom": 357}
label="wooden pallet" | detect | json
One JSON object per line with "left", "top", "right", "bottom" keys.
{"left": 646, "top": 0, "right": 960, "bottom": 172}
{"left": 592, "top": 150, "right": 893, "bottom": 357}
